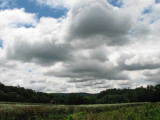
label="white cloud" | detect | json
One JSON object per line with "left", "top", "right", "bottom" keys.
{"left": 0, "top": 8, "right": 37, "bottom": 29}
{"left": 65, "top": 0, "right": 132, "bottom": 47}
{"left": 1, "top": 0, "right": 160, "bottom": 93}
{"left": 34, "top": 0, "right": 79, "bottom": 9}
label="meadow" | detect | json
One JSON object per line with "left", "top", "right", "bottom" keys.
{"left": 0, "top": 102, "right": 149, "bottom": 120}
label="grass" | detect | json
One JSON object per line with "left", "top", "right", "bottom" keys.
{"left": 67, "top": 102, "right": 160, "bottom": 120}
{"left": 0, "top": 102, "right": 146, "bottom": 120}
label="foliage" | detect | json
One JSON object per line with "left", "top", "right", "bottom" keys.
{"left": 0, "top": 102, "right": 143, "bottom": 120}
{"left": 0, "top": 82, "right": 88, "bottom": 105}
{"left": 1, "top": 81, "right": 160, "bottom": 120}
{"left": 1, "top": 82, "right": 160, "bottom": 105}
{"left": 97, "top": 85, "right": 160, "bottom": 104}
{"left": 111, "top": 103, "right": 160, "bottom": 120}
{"left": 65, "top": 112, "right": 87, "bottom": 120}
{"left": 65, "top": 103, "right": 160, "bottom": 120}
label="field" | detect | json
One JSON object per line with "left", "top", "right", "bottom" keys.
{"left": 0, "top": 102, "right": 159, "bottom": 120}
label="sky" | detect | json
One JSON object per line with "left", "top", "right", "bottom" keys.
{"left": 0, "top": 0, "right": 160, "bottom": 93}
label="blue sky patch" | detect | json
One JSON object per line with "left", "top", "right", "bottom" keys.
{"left": 0, "top": 39, "right": 3, "bottom": 49}
{"left": 28, "top": 69, "right": 33, "bottom": 73}
{"left": 0, "top": 0, "right": 16, "bottom": 9}
{"left": 0, "top": 0, "right": 68, "bottom": 18}
{"left": 143, "top": 7, "right": 151, "bottom": 15}
{"left": 150, "top": 17, "right": 160, "bottom": 24}
{"left": 108, "top": 0, "right": 123, "bottom": 8}
{"left": 142, "top": 5, "right": 160, "bottom": 24}
{"left": 155, "top": 0, "right": 160, "bottom": 3}
{"left": 15, "top": 0, "right": 68, "bottom": 18}
{"left": 16, "top": 24, "right": 35, "bottom": 28}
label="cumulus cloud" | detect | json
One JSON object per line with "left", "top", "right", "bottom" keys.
{"left": 0, "top": 8, "right": 36, "bottom": 28}
{"left": 0, "top": 0, "right": 160, "bottom": 93}
{"left": 6, "top": 38, "right": 71, "bottom": 65}
{"left": 0, "top": 12, "right": 71, "bottom": 65}
{"left": 66, "top": 0, "right": 132, "bottom": 46}
{"left": 117, "top": 52, "right": 160, "bottom": 71}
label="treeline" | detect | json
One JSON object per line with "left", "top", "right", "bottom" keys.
{"left": 0, "top": 82, "right": 96, "bottom": 104}
{"left": 97, "top": 84, "right": 160, "bottom": 104}
{"left": 0, "top": 82, "right": 160, "bottom": 104}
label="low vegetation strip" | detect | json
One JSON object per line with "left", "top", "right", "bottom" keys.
{"left": 65, "top": 102, "right": 160, "bottom": 120}
{"left": 0, "top": 102, "right": 144, "bottom": 120}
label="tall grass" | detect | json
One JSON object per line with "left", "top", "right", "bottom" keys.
{"left": 112, "top": 102, "right": 160, "bottom": 120}
{"left": 66, "top": 102, "right": 160, "bottom": 120}
{"left": 0, "top": 102, "right": 144, "bottom": 120}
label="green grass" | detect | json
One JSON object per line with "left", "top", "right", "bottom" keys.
{"left": 0, "top": 102, "right": 145, "bottom": 120}
{"left": 67, "top": 102, "right": 160, "bottom": 120}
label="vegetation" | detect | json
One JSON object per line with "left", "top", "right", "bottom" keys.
{"left": 0, "top": 82, "right": 96, "bottom": 104}
{"left": 1, "top": 82, "right": 160, "bottom": 119}
{"left": 111, "top": 103, "right": 160, "bottom": 120}
{"left": 97, "top": 84, "right": 160, "bottom": 103}
{"left": 65, "top": 103, "right": 160, "bottom": 120}
{"left": 0, "top": 102, "right": 144, "bottom": 120}
{"left": 1, "top": 82, "right": 160, "bottom": 104}
{"left": 1, "top": 102, "right": 160, "bottom": 120}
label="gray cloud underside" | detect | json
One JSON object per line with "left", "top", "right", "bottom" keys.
{"left": 118, "top": 54, "right": 160, "bottom": 71}
{"left": 1, "top": 0, "right": 160, "bottom": 93}
{"left": 6, "top": 40, "right": 71, "bottom": 65}
{"left": 143, "top": 70, "right": 160, "bottom": 85}
{"left": 45, "top": 60, "right": 129, "bottom": 82}
{"left": 67, "top": 1, "right": 132, "bottom": 46}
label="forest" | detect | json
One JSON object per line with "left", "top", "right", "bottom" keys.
{"left": 0, "top": 82, "right": 160, "bottom": 104}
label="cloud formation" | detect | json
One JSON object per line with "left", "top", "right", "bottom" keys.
{"left": 66, "top": 0, "right": 132, "bottom": 46}
{"left": 0, "top": 0, "right": 160, "bottom": 93}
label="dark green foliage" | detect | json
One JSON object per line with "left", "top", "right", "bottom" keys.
{"left": 0, "top": 82, "right": 96, "bottom": 104}
{"left": 97, "top": 85, "right": 160, "bottom": 104}
{"left": 67, "top": 93, "right": 84, "bottom": 105}
{"left": 1, "top": 82, "right": 160, "bottom": 104}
